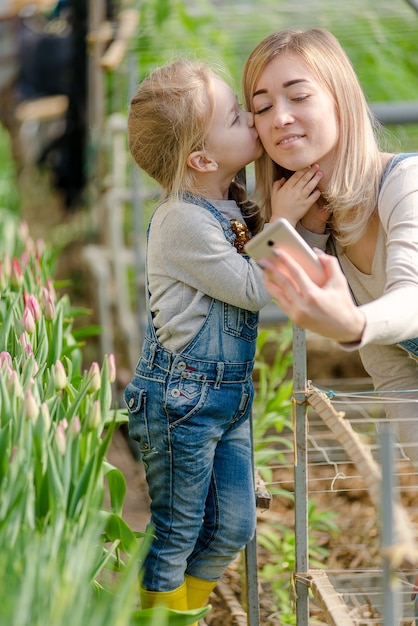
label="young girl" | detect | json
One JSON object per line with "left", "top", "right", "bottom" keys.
{"left": 124, "top": 58, "right": 320, "bottom": 617}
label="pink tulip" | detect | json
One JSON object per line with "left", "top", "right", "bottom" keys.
{"left": 0, "top": 352, "right": 12, "bottom": 370}
{"left": 55, "top": 423, "right": 67, "bottom": 455}
{"left": 24, "top": 389, "right": 39, "bottom": 420}
{"left": 44, "top": 294, "right": 55, "bottom": 321}
{"left": 54, "top": 360, "right": 67, "bottom": 391}
{"left": 68, "top": 416, "right": 81, "bottom": 436}
{"left": 46, "top": 278, "right": 56, "bottom": 301}
{"left": 27, "top": 295, "right": 42, "bottom": 322}
{"left": 88, "top": 362, "right": 101, "bottom": 393}
{"left": 22, "top": 307, "right": 36, "bottom": 333}
{"left": 10, "top": 258, "right": 23, "bottom": 287}
{"left": 88, "top": 400, "right": 101, "bottom": 429}
{"left": 108, "top": 354, "right": 116, "bottom": 383}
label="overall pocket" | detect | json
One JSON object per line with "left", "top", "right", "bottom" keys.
{"left": 223, "top": 303, "right": 258, "bottom": 342}
{"left": 124, "top": 383, "right": 152, "bottom": 454}
{"left": 165, "top": 370, "right": 208, "bottom": 426}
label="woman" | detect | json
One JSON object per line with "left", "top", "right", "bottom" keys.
{"left": 242, "top": 28, "right": 418, "bottom": 467}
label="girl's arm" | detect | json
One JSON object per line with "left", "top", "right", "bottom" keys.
{"left": 156, "top": 203, "right": 271, "bottom": 311}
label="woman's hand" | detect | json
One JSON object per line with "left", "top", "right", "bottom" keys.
{"left": 260, "top": 249, "right": 366, "bottom": 343}
{"left": 270, "top": 164, "right": 322, "bottom": 226}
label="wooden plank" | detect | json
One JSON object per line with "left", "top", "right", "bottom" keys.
{"left": 307, "top": 569, "right": 356, "bottom": 626}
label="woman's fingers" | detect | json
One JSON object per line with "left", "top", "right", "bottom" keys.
{"left": 259, "top": 249, "right": 365, "bottom": 342}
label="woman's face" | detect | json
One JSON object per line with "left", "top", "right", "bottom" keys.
{"left": 251, "top": 53, "right": 339, "bottom": 183}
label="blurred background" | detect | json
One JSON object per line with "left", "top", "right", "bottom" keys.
{"left": 1, "top": 6, "right": 417, "bottom": 623}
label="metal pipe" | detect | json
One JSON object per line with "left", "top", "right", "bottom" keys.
{"left": 371, "top": 101, "right": 418, "bottom": 125}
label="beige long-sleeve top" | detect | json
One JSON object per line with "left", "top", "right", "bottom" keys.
{"left": 300, "top": 154, "right": 418, "bottom": 463}
{"left": 147, "top": 198, "right": 271, "bottom": 353}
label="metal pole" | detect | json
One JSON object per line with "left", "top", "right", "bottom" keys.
{"left": 293, "top": 324, "right": 309, "bottom": 625}
{"left": 245, "top": 411, "right": 260, "bottom": 626}
{"left": 380, "top": 424, "right": 401, "bottom": 626}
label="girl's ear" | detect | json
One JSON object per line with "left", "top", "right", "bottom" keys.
{"left": 187, "top": 151, "right": 218, "bottom": 172}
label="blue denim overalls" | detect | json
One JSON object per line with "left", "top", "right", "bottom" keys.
{"left": 380, "top": 154, "right": 418, "bottom": 358}
{"left": 124, "top": 194, "right": 258, "bottom": 591}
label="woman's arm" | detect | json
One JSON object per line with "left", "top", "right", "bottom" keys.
{"left": 260, "top": 249, "right": 366, "bottom": 343}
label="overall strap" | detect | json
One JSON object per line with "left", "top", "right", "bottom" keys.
{"left": 379, "top": 152, "right": 418, "bottom": 191}
{"left": 143, "top": 193, "right": 238, "bottom": 344}
{"left": 181, "top": 192, "right": 237, "bottom": 245}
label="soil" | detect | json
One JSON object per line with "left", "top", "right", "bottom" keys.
{"left": 17, "top": 164, "right": 418, "bottom": 626}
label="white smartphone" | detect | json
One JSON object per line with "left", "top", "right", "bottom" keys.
{"left": 244, "top": 218, "right": 326, "bottom": 286}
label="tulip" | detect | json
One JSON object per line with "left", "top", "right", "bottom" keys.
{"left": 43, "top": 293, "right": 55, "bottom": 321}
{"left": 87, "top": 400, "right": 101, "bottom": 430}
{"left": 27, "top": 295, "right": 42, "bottom": 322}
{"left": 22, "top": 307, "right": 35, "bottom": 334}
{"left": 0, "top": 352, "right": 12, "bottom": 370}
{"left": 68, "top": 415, "right": 81, "bottom": 436}
{"left": 24, "top": 389, "right": 39, "bottom": 420}
{"left": 55, "top": 422, "right": 67, "bottom": 455}
{"left": 6, "top": 369, "right": 23, "bottom": 398}
{"left": 10, "top": 257, "right": 23, "bottom": 287}
{"left": 46, "top": 278, "right": 56, "bottom": 301}
{"left": 24, "top": 343, "right": 34, "bottom": 357}
{"left": 87, "top": 362, "right": 101, "bottom": 393}
{"left": 108, "top": 353, "right": 117, "bottom": 383}
{"left": 19, "top": 332, "right": 30, "bottom": 348}
{"left": 54, "top": 360, "right": 67, "bottom": 391}
{"left": 40, "top": 402, "right": 51, "bottom": 431}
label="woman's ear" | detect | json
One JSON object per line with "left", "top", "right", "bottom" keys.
{"left": 187, "top": 151, "right": 218, "bottom": 172}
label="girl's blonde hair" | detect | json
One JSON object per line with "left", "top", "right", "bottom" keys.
{"left": 242, "top": 28, "right": 383, "bottom": 246}
{"left": 129, "top": 58, "right": 264, "bottom": 234}
{"left": 128, "top": 58, "right": 214, "bottom": 199}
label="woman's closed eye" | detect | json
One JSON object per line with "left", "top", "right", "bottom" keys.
{"left": 254, "top": 104, "right": 272, "bottom": 115}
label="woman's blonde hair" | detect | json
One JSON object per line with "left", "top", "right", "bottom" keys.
{"left": 242, "top": 28, "right": 383, "bottom": 246}
{"left": 129, "top": 58, "right": 264, "bottom": 234}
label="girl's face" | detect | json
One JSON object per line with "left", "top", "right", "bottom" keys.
{"left": 251, "top": 53, "right": 339, "bottom": 183}
{"left": 205, "top": 79, "right": 263, "bottom": 176}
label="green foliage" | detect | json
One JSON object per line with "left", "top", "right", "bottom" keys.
{"left": 252, "top": 324, "right": 294, "bottom": 484}
{"left": 0, "top": 207, "right": 208, "bottom": 625}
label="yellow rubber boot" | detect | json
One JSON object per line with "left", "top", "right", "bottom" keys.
{"left": 185, "top": 574, "right": 218, "bottom": 625}
{"left": 140, "top": 580, "right": 188, "bottom": 610}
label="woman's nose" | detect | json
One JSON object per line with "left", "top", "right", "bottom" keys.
{"left": 273, "top": 105, "right": 294, "bottom": 127}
